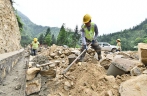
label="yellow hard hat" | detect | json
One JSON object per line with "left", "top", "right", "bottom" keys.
{"left": 34, "top": 38, "right": 37, "bottom": 41}
{"left": 117, "top": 39, "right": 121, "bottom": 41}
{"left": 83, "top": 14, "right": 91, "bottom": 24}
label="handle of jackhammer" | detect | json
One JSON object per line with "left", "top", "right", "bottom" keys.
{"left": 62, "top": 43, "right": 92, "bottom": 75}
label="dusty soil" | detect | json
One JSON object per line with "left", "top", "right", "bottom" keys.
{"left": 0, "top": 45, "right": 143, "bottom": 96}
{"left": 0, "top": 57, "right": 28, "bottom": 96}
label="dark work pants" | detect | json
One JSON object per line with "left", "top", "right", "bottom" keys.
{"left": 80, "top": 40, "right": 102, "bottom": 60}
{"left": 32, "top": 49, "right": 37, "bottom": 56}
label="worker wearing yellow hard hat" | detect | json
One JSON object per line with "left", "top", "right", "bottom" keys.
{"left": 78, "top": 14, "right": 102, "bottom": 62}
{"left": 116, "top": 39, "right": 121, "bottom": 51}
{"left": 30, "top": 38, "right": 40, "bottom": 56}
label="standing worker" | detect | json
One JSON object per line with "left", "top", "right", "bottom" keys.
{"left": 116, "top": 39, "right": 121, "bottom": 51}
{"left": 78, "top": 14, "right": 102, "bottom": 62}
{"left": 30, "top": 38, "right": 40, "bottom": 56}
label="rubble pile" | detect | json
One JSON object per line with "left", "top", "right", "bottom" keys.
{"left": 24, "top": 44, "right": 147, "bottom": 96}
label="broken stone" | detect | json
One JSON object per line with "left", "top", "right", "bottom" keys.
{"left": 26, "top": 75, "right": 41, "bottom": 95}
{"left": 60, "top": 54, "right": 65, "bottom": 58}
{"left": 119, "top": 74, "right": 147, "bottom": 96}
{"left": 28, "top": 62, "right": 34, "bottom": 68}
{"left": 130, "top": 66, "right": 141, "bottom": 76}
{"left": 64, "top": 49, "right": 70, "bottom": 55}
{"left": 138, "top": 43, "right": 147, "bottom": 65}
{"left": 26, "top": 67, "right": 40, "bottom": 81}
{"left": 50, "top": 53, "right": 56, "bottom": 58}
{"left": 105, "top": 90, "right": 113, "bottom": 96}
{"left": 40, "top": 69, "right": 56, "bottom": 78}
{"left": 68, "top": 54, "right": 76, "bottom": 64}
{"left": 64, "top": 81, "right": 71, "bottom": 91}
{"left": 49, "top": 44, "right": 57, "bottom": 53}
{"left": 104, "top": 75, "right": 115, "bottom": 83}
{"left": 106, "top": 54, "right": 114, "bottom": 60}
{"left": 143, "top": 70, "right": 147, "bottom": 74}
{"left": 71, "top": 50, "right": 80, "bottom": 56}
{"left": 15, "top": 84, "right": 21, "bottom": 90}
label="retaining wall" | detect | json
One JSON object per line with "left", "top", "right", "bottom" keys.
{"left": 0, "top": 49, "right": 24, "bottom": 83}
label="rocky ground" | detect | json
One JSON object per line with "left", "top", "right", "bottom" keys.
{"left": 1, "top": 44, "right": 147, "bottom": 96}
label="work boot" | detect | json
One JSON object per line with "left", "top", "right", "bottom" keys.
{"left": 97, "top": 51, "right": 102, "bottom": 61}
{"left": 98, "top": 55, "right": 102, "bottom": 61}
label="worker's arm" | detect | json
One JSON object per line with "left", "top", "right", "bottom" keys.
{"left": 94, "top": 24, "right": 98, "bottom": 40}
{"left": 81, "top": 29, "right": 86, "bottom": 45}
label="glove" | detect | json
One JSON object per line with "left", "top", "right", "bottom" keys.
{"left": 83, "top": 45, "right": 88, "bottom": 50}
{"left": 92, "top": 40, "right": 95, "bottom": 44}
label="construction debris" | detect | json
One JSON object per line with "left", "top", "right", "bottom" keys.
{"left": 24, "top": 44, "right": 147, "bottom": 96}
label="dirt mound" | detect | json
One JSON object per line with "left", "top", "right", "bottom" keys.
{"left": 47, "top": 63, "right": 119, "bottom": 96}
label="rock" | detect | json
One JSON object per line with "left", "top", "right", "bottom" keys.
{"left": 27, "top": 62, "right": 34, "bottom": 68}
{"left": 142, "top": 70, "right": 147, "bottom": 74}
{"left": 64, "top": 49, "right": 70, "bottom": 55}
{"left": 15, "top": 84, "right": 21, "bottom": 90}
{"left": 50, "top": 44, "right": 57, "bottom": 53}
{"left": 40, "top": 69, "right": 56, "bottom": 78}
{"left": 71, "top": 50, "right": 80, "bottom": 56}
{"left": 26, "top": 68, "right": 40, "bottom": 80}
{"left": 138, "top": 43, "right": 147, "bottom": 65}
{"left": 104, "top": 75, "right": 115, "bottom": 83}
{"left": 106, "top": 54, "right": 114, "bottom": 60}
{"left": 60, "top": 54, "right": 65, "bottom": 58}
{"left": 130, "top": 66, "right": 141, "bottom": 76}
{"left": 119, "top": 74, "right": 147, "bottom": 96}
{"left": 106, "top": 90, "right": 113, "bottom": 96}
{"left": 68, "top": 54, "right": 76, "bottom": 64}
{"left": 64, "top": 81, "right": 71, "bottom": 91}
{"left": 26, "top": 76, "right": 41, "bottom": 95}
{"left": 50, "top": 53, "right": 56, "bottom": 58}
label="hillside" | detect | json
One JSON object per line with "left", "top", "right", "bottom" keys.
{"left": 17, "top": 11, "right": 60, "bottom": 38}
{"left": 16, "top": 11, "right": 60, "bottom": 47}
{"left": 97, "top": 18, "right": 147, "bottom": 51}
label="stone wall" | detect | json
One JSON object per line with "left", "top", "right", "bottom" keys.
{"left": 0, "top": 49, "right": 24, "bottom": 83}
{"left": 0, "top": 0, "right": 21, "bottom": 54}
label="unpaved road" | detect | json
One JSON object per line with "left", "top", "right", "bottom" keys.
{"left": 0, "top": 57, "right": 28, "bottom": 96}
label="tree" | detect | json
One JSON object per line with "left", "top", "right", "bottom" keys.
{"left": 57, "top": 23, "right": 67, "bottom": 45}
{"left": 44, "top": 34, "right": 52, "bottom": 46}
{"left": 45, "top": 27, "right": 51, "bottom": 37}
{"left": 38, "top": 33, "right": 44, "bottom": 45}
{"left": 51, "top": 34, "right": 56, "bottom": 45}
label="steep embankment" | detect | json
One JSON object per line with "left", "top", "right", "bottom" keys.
{"left": 0, "top": 0, "right": 21, "bottom": 54}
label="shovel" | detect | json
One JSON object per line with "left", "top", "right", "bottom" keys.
{"left": 62, "top": 43, "right": 92, "bottom": 75}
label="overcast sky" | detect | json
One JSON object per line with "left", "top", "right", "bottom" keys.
{"left": 13, "top": 0, "right": 147, "bottom": 35}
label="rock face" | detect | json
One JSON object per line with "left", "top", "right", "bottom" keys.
{"left": 0, "top": 0, "right": 21, "bottom": 54}
{"left": 119, "top": 74, "right": 147, "bottom": 96}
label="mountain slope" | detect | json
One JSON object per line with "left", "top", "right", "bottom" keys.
{"left": 97, "top": 18, "right": 147, "bottom": 51}
{"left": 17, "top": 11, "right": 60, "bottom": 38}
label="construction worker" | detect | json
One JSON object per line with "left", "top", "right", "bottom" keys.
{"left": 30, "top": 38, "right": 40, "bottom": 56}
{"left": 116, "top": 39, "right": 121, "bottom": 51}
{"left": 79, "top": 14, "right": 102, "bottom": 62}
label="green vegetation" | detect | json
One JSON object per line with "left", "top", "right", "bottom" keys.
{"left": 57, "top": 24, "right": 81, "bottom": 47}
{"left": 15, "top": 9, "right": 147, "bottom": 49}
{"left": 97, "top": 18, "right": 147, "bottom": 51}
{"left": 16, "top": 11, "right": 60, "bottom": 47}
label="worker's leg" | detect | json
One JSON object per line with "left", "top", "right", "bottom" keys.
{"left": 32, "top": 49, "right": 36, "bottom": 56}
{"left": 34, "top": 49, "right": 36, "bottom": 56}
{"left": 79, "top": 45, "right": 87, "bottom": 62}
{"left": 91, "top": 41, "right": 102, "bottom": 60}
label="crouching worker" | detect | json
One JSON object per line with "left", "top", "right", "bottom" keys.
{"left": 78, "top": 14, "right": 102, "bottom": 62}
{"left": 30, "top": 38, "right": 40, "bottom": 56}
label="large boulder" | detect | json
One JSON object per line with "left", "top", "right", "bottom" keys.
{"left": 119, "top": 74, "right": 147, "bottom": 96}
